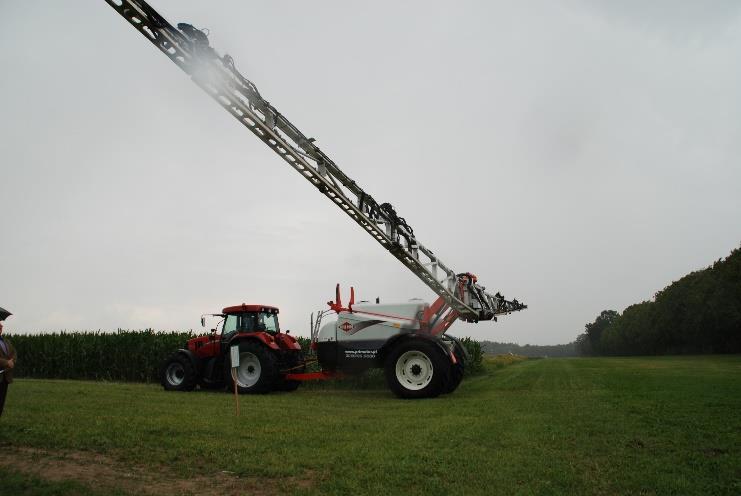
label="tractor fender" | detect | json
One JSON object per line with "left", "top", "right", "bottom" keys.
{"left": 377, "top": 333, "right": 454, "bottom": 366}
{"left": 227, "top": 333, "right": 281, "bottom": 351}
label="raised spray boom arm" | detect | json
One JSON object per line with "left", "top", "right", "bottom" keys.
{"left": 105, "top": 0, "right": 527, "bottom": 323}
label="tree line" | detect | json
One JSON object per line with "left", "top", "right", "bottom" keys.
{"left": 576, "top": 246, "right": 741, "bottom": 355}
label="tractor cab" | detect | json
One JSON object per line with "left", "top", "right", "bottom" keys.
{"left": 189, "top": 304, "right": 288, "bottom": 359}
{"left": 220, "top": 304, "right": 281, "bottom": 339}
{"left": 216, "top": 304, "right": 300, "bottom": 353}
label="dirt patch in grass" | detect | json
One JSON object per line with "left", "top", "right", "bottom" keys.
{"left": 0, "top": 446, "right": 316, "bottom": 495}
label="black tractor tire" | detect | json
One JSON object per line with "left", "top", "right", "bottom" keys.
{"left": 443, "top": 343, "right": 465, "bottom": 394}
{"left": 225, "top": 341, "right": 278, "bottom": 394}
{"left": 160, "top": 353, "right": 197, "bottom": 392}
{"left": 198, "top": 358, "right": 225, "bottom": 390}
{"left": 384, "top": 339, "right": 450, "bottom": 399}
{"left": 276, "top": 351, "right": 305, "bottom": 392}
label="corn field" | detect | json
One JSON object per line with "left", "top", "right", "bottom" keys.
{"left": 6, "top": 331, "right": 484, "bottom": 384}
{"left": 7, "top": 330, "right": 194, "bottom": 382}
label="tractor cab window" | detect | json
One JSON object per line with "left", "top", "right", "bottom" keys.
{"left": 238, "top": 313, "right": 257, "bottom": 331}
{"left": 222, "top": 314, "right": 238, "bottom": 339}
{"left": 224, "top": 313, "right": 255, "bottom": 337}
{"left": 258, "top": 312, "right": 279, "bottom": 333}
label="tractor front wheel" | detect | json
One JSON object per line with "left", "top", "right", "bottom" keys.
{"left": 160, "top": 354, "right": 197, "bottom": 392}
{"left": 385, "top": 340, "right": 449, "bottom": 399}
{"left": 226, "top": 341, "right": 278, "bottom": 394}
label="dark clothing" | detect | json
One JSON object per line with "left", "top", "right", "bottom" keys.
{"left": 0, "top": 380, "right": 7, "bottom": 417}
{"left": 0, "top": 336, "right": 17, "bottom": 383}
{"left": 0, "top": 336, "right": 16, "bottom": 417}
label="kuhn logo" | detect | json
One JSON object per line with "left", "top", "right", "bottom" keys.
{"left": 339, "top": 321, "right": 353, "bottom": 333}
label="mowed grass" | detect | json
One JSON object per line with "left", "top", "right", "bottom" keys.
{"left": 1, "top": 356, "right": 740, "bottom": 495}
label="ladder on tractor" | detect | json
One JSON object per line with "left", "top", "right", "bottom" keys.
{"left": 105, "top": 0, "right": 527, "bottom": 328}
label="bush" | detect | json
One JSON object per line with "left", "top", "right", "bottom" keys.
{"left": 458, "top": 336, "right": 484, "bottom": 375}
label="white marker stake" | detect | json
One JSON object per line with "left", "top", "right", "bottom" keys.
{"left": 231, "top": 345, "right": 240, "bottom": 416}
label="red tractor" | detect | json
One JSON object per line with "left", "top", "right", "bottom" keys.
{"left": 160, "top": 304, "right": 304, "bottom": 394}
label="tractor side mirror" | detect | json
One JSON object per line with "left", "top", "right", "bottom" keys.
{"left": 200, "top": 316, "right": 205, "bottom": 327}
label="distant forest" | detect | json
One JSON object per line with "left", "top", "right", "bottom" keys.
{"left": 576, "top": 246, "right": 741, "bottom": 356}
{"left": 480, "top": 341, "right": 578, "bottom": 357}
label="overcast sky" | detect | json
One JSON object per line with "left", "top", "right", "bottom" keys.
{"left": 1, "top": 1, "right": 739, "bottom": 344}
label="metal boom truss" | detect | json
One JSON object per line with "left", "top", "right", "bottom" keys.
{"left": 105, "top": 0, "right": 527, "bottom": 323}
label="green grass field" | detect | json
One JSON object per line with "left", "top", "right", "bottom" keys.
{"left": 1, "top": 356, "right": 740, "bottom": 495}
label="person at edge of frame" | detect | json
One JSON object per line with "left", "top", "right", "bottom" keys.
{"left": 0, "top": 321, "right": 18, "bottom": 417}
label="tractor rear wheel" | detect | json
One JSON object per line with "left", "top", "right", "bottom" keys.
{"left": 226, "top": 341, "right": 278, "bottom": 394}
{"left": 276, "top": 351, "right": 305, "bottom": 392}
{"left": 160, "top": 354, "right": 197, "bottom": 392}
{"left": 385, "top": 339, "right": 449, "bottom": 399}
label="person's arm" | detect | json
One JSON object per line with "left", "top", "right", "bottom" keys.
{"left": 0, "top": 342, "right": 15, "bottom": 368}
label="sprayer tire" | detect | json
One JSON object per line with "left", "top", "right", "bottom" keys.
{"left": 443, "top": 344, "right": 465, "bottom": 394}
{"left": 385, "top": 339, "right": 449, "bottom": 399}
